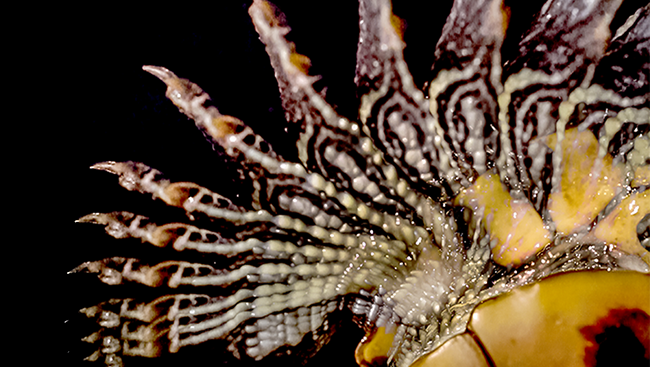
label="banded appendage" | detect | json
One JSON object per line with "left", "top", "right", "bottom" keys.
{"left": 74, "top": 1, "right": 649, "bottom": 367}
{"left": 73, "top": 2, "right": 468, "bottom": 363}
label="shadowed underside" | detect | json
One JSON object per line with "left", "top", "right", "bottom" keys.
{"left": 71, "top": 0, "right": 649, "bottom": 366}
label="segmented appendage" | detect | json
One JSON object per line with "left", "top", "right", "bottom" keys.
{"left": 73, "top": 1, "right": 649, "bottom": 366}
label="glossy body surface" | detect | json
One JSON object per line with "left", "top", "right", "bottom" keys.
{"left": 413, "top": 271, "right": 650, "bottom": 367}
{"left": 69, "top": 0, "right": 649, "bottom": 366}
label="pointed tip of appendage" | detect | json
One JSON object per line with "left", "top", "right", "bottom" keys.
{"left": 90, "top": 161, "right": 120, "bottom": 173}
{"left": 82, "top": 350, "right": 101, "bottom": 362}
{"left": 68, "top": 257, "right": 128, "bottom": 279}
{"left": 76, "top": 212, "right": 106, "bottom": 224}
{"left": 90, "top": 161, "right": 146, "bottom": 181}
{"left": 142, "top": 65, "right": 176, "bottom": 82}
{"left": 67, "top": 262, "right": 89, "bottom": 275}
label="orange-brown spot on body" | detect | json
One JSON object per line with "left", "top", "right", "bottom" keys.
{"left": 594, "top": 190, "right": 650, "bottom": 265}
{"left": 162, "top": 182, "right": 203, "bottom": 207}
{"left": 123, "top": 339, "right": 164, "bottom": 358}
{"left": 252, "top": 0, "right": 286, "bottom": 28}
{"left": 162, "top": 77, "right": 185, "bottom": 97}
{"left": 546, "top": 128, "right": 624, "bottom": 235}
{"left": 468, "top": 271, "right": 650, "bottom": 367}
{"left": 390, "top": 13, "right": 405, "bottom": 40}
{"left": 210, "top": 115, "right": 244, "bottom": 140}
{"left": 289, "top": 52, "right": 312, "bottom": 74}
{"left": 455, "top": 172, "right": 551, "bottom": 268}
{"left": 151, "top": 223, "right": 190, "bottom": 248}
{"left": 500, "top": 4, "right": 511, "bottom": 39}
{"left": 354, "top": 326, "right": 395, "bottom": 367}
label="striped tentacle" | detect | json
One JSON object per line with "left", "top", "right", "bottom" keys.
{"left": 555, "top": 5, "right": 650, "bottom": 262}
{"left": 140, "top": 65, "right": 429, "bottom": 247}
{"left": 249, "top": 0, "right": 450, "bottom": 238}
{"left": 371, "top": 1, "right": 510, "bottom": 364}
{"left": 355, "top": 0, "right": 461, "bottom": 197}
{"left": 556, "top": 5, "right": 649, "bottom": 175}
{"left": 76, "top": 151, "right": 421, "bottom": 362}
{"left": 77, "top": 1, "right": 453, "bottom": 363}
{"left": 497, "top": 0, "right": 625, "bottom": 211}
{"left": 428, "top": 0, "right": 506, "bottom": 187}
{"left": 76, "top": 171, "right": 420, "bottom": 363}
{"left": 541, "top": 4, "right": 649, "bottom": 242}
{"left": 389, "top": 1, "right": 650, "bottom": 365}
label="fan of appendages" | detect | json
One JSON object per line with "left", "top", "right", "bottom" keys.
{"left": 65, "top": 1, "right": 649, "bottom": 367}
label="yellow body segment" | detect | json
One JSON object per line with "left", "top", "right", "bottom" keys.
{"left": 546, "top": 128, "right": 624, "bottom": 235}
{"left": 467, "top": 271, "right": 650, "bottom": 367}
{"left": 410, "top": 333, "right": 489, "bottom": 367}
{"left": 632, "top": 164, "right": 650, "bottom": 187}
{"left": 355, "top": 327, "right": 395, "bottom": 366}
{"left": 455, "top": 172, "right": 551, "bottom": 267}
{"left": 594, "top": 191, "right": 650, "bottom": 265}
